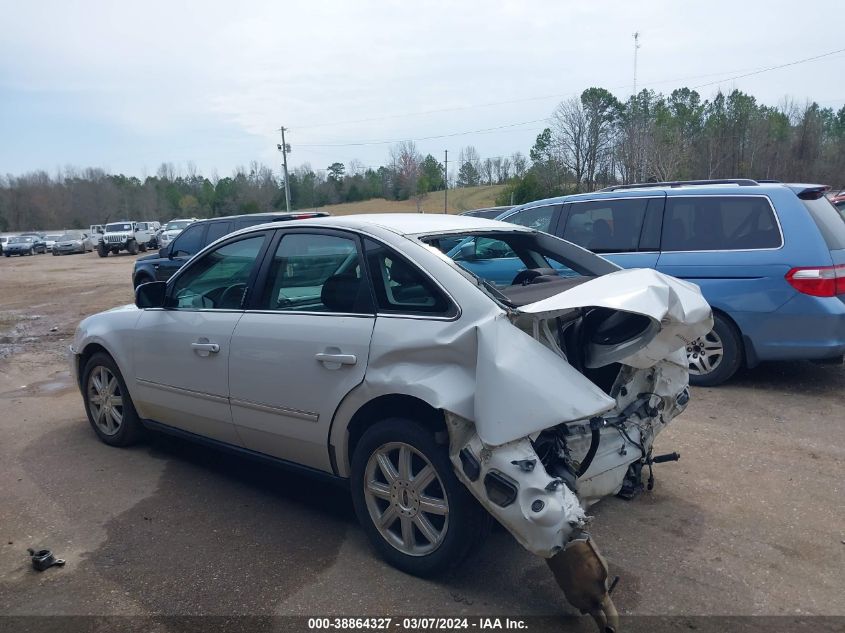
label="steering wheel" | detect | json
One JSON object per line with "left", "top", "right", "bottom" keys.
{"left": 218, "top": 283, "right": 247, "bottom": 309}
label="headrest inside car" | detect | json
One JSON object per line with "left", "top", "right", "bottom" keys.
{"left": 321, "top": 274, "right": 361, "bottom": 313}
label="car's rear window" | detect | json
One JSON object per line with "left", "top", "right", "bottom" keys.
{"left": 802, "top": 197, "right": 845, "bottom": 250}
{"left": 662, "top": 196, "right": 781, "bottom": 251}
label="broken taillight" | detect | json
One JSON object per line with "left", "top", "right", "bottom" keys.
{"left": 785, "top": 264, "right": 845, "bottom": 297}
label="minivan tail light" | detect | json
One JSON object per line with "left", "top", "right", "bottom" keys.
{"left": 785, "top": 264, "right": 845, "bottom": 297}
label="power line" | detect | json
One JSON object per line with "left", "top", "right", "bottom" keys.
{"left": 290, "top": 47, "right": 845, "bottom": 132}
{"left": 295, "top": 118, "right": 550, "bottom": 148}
{"left": 690, "top": 47, "right": 845, "bottom": 90}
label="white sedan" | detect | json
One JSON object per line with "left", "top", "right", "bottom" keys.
{"left": 70, "top": 214, "right": 711, "bottom": 624}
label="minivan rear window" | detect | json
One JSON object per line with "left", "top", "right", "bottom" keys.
{"left": 802, "top": 197, "right": 845, "bottom": 250}
{"left": 662, "top": 196, "right": 781, "bottom": 251}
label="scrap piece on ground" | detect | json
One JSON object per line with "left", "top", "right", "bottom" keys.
{"left": 26, "top": 548, "right": 66, "bottom": 572}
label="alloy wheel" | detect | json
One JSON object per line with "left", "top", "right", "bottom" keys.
{"left": 87, "top": 366, "right": 124, "bottom": 436}
{"left": 363, "top": 442, "right": 449, "bottom": 556}
{"left": 687, "top": 329, "right": 724, "bottom": 376}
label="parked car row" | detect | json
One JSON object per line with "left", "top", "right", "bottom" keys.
{"left": 488, "top": 179, "right": 845, "bottom": 385}
{"left": 132, "top": 211, "right": 330, "bottom": 287}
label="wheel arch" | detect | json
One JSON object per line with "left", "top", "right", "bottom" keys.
{"left": 708, "top": 306, "right": 747, "bottom": 365}
{"left": 332, "top": 392, "right": 447, "bottom": 478}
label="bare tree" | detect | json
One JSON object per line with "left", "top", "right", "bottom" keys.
{"left": 510, "top": 152, "right": 527, "bottom": 178}
{"left": 551, "top": 97, "right": 588, "bottom": 189}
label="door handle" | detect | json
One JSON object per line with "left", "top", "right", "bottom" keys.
{"left": 315, "top": 352, "right": 357, "bottom": 366}
{"left": 191, "top": 342, "right": 220, "bottom": 356}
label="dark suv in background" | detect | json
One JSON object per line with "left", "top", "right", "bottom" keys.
{"left": 132, "top": 211, "right": 329, "bottom": 288}
{"left": 490, "top": 179, "right": 845, "bottom": 385}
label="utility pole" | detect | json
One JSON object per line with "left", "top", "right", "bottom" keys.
{"left": 632, "top": 32, "right": 641, "bottom": 97}
{"left": 278, "top": 127, "right": 291, "bottom": 212}
{"left": 443, "top": 149, "right": 448, "bottom": 214}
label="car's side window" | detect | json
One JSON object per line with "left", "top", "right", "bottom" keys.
{"left": 171, "top": 223, "right": 205, "bottom": 257}
{"left": 364, "top": 239, "right": 454, "bottom": 315}
{"left": 451, "top": 236, "right": 517, "bottom": 262}
{"left": 256, "top": 233, "right": 371, "bottom": 314}
{"left": 662, "top": 196, "right": 781, "bottom": 251}
{"left": 508, "top": 205, "right": 557, "bottom": 232}
{"left": 168, "top": 235, "right": 266, "bottom": 310}
{"left": 204, "top": 221, "right": 232, "bottom": 246}
{"left": 561, "top": 198, "right": 651, "bottom": 253}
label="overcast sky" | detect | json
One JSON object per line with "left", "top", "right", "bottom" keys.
{"left": 1, "top": 0, "right": 843, "bottom": 179}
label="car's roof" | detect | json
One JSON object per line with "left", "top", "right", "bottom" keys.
{"left": 268, "top": 212, "right": 525, "bottom": 236}
{"left": 507, "top": 180, "right": 828, "bottom": 211}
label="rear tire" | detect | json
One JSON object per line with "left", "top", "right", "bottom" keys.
{"left": 350, "top": 417, "right": 491, "bottom": 577}
{"left": 127, "top": 240, "right": 139, "bottom": 255}
{"left": 688, "top": 313, "right": 742, "bottom": 387}
{"left": 81, "top": 352, "right": 144, "bottom": 447}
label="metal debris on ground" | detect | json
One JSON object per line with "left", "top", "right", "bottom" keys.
{"left": 27, "top": 548, "right": 65, "bottom": 571}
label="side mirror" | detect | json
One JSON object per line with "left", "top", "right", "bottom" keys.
{"left": 158, "top": 244, "right": 171, "bottom": 258}
{"left": 459, "top": 242, "right": 476, "bottom": 260}
{"left": 135, "top": 281, "right": 167, "bottom": 309}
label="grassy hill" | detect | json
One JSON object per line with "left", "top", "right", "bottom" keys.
{"left": 314, "top": 184, "right": 507, "bottom": 216}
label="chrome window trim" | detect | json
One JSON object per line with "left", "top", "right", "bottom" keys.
{"left": 659, "top": 194, "right": 784, "bottom": 253}
{"left": 243, "top": 310, "right": 375, "bottom": 319}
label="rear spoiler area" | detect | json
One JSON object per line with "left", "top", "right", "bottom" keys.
{"left": 785, "top": 183, "right": 831, "bottom": 200}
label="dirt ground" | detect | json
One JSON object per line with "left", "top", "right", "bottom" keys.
{"left": 0, "top": 250, "right": 843, "bottom": 628}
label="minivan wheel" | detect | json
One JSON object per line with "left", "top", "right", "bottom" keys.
{"left": 351, "top": 417, "right": 491, "bottom": 577}
{"left": 687, "top": 313, "right": 741, "bottom": 387}
{"left": 82, "top": 352, "right": 143, "bottom": 446}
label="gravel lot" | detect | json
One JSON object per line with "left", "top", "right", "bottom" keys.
{"left": 0, "top": 250, "right": 843, "bottom": 629}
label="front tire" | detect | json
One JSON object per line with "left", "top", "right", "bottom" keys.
{"left": 688, "top": 313, "right": 742, "bottom": 387}
{"left": 97, "top": 243, "right": 108, "bottom": 257}
{"left": 350, "top": 417, "right": 490, "bottom": 577}
{"left": 82, "top": 352, "right": 144, "bottom": 446}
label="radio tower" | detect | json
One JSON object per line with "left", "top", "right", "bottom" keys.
{"left": 632, "top": 32, "right": 641, "bottom": 96}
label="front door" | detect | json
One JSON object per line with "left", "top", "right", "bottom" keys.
{"left": 133, "top": 232, "right": 270, "bottom": 444}
{"left": 229, "top": 231, "right": 375, "bottom": 470}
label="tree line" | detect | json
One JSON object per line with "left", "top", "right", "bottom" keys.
{"left": 1, "top": 86, "right": 843, "bottom": 231}
{"left": 499, "top": 87, "right": 845, "bottom": 205}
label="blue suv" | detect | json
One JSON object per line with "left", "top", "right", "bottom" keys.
{"left": 458, "top": 179, "right": 845, "bottom": 385}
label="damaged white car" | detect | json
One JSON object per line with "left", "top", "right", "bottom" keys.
{"left": 71, "top": 214, "right": 711, "bottom": 624}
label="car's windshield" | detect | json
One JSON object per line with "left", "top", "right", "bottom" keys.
{"left": 106, "top": 223, "right": 132, "bottom": 232}
{"left": 59, "top": 232, "right": 81, "bottom": 240}
{"left": 166, "top": 220, "right": 192, "bottom": 230}
{"left": 45, "top": 233, "right": 63, "bottom": 240}
{"left": 421, "top": 229, "right": 618, "bottom": 301}
{"left": 10, "top": 236, "right": 33, "bottom": 243}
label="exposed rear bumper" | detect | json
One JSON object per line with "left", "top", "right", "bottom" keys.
{"left": 737, "top": 294, "right": 845, "bottom": 364}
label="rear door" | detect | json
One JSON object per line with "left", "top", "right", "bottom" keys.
{"left": 555, "top": 196, "right": 663, "bottom": 270}
{"left": 655, "top": 195, "right": 793, "bottom": 313}
{"left": 228, "top": 229, "right": 375, "bottom": 470}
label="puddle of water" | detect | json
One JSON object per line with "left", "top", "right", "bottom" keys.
{"left": 0, "top": 370, "right": 74, "bottom": 398}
